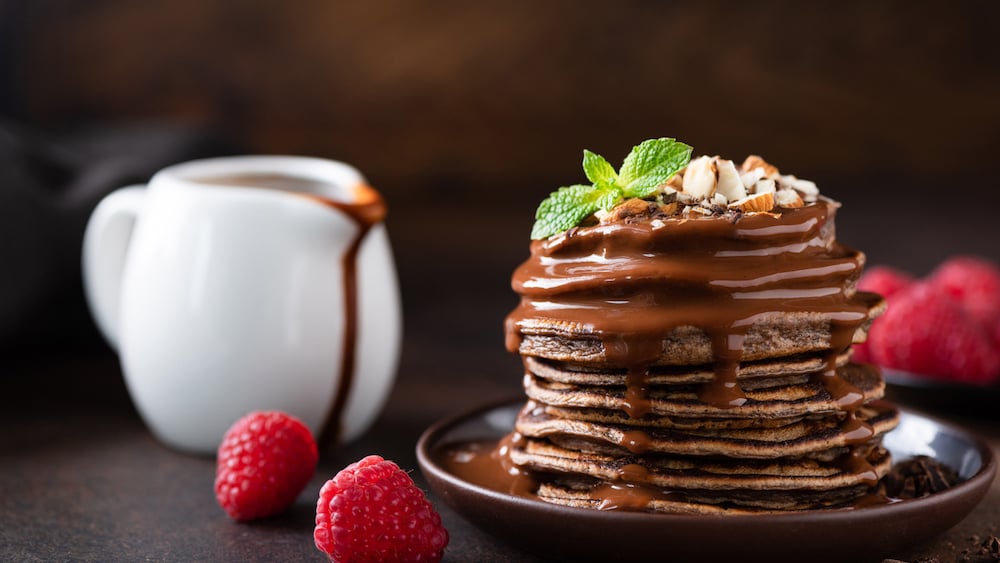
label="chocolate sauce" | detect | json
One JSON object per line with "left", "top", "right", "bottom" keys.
{"left": 704, "top": 330, "right": 749, "bottom": 408}
{"left": 591, "top": 463, "right": 676, "bottom": 510}
{"left": 440, "top": 435, "right": 537, "bottom": 497}
{"left": 620, "top": 429, "right": 653, "bottom": 454}
{"left": 599, "top": 332, "right": 663, "bottom": 418}
{"left": 506, "top": 201, "right": 869, "bottom": 418}
{"left": 312, "top": 184, "right": 387, "bottom": 448}
{"left": 500, "top": 199, "right": 882, "bottom": 506}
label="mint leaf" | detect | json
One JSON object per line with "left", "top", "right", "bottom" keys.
{"left": 531, "top": 184, "right": 622, "bottom": 239}
{"left": 582, "top": 150, "right": 617, "bottom": 188}
{"left": 529, "top": 137, "right": 694, "bottom": 239}
{"left": 618, "top": 138, "right": 692, "bottom": 198}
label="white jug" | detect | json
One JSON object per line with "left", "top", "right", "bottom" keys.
{"left": 82, "top": 156, "right": 401, "bottom": 454}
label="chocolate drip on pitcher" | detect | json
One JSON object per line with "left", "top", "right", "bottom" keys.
{"left": 313, "top": 184, "right": 387, "bottom": 448}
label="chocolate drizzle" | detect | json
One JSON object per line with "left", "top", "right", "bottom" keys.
{"left": 704, "top": 329, "right": 749, "bottom": 408}
{"left": 313, "top": 184, "right": 387, "bottom": 448}
{"left": 441, "top": 434, "right": 537, "bottom": 497}
{"left": 592, "top": 464, "right": 675, "bottom": 510}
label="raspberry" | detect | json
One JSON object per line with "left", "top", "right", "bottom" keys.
{"left": 215, "top": 411, "right": 318, "bottom": 521}
{"left": 854, "top": 265, "right": 915, "bottom": 364}
{"left": 858, "top": 265, "right": 915, "bottom": 299}
{"left": 314, "top": 455, "right": 448, "bottom": 563}
{"left": 869, "top": 283, "right": 1000, "bottom": 384}
{"left": 851, "top": 340, "right": 873, "bottom": 364}
{"left": 930, "top": 256, "right": 1000, "bottom": 331}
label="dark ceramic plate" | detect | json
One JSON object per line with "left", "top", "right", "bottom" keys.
{"left": 417, "top": 399, "right": 996, "bottom": 563}
{"left": 883, "top": 368, "right": 1000, "bottom": 418}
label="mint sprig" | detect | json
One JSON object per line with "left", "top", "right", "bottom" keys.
{"left": 531, "top": 137, "right": 693, "bottom": 239}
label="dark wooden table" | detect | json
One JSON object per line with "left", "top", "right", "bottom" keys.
{"left": 2, "top": 193, "right": 999, "bottom": 562}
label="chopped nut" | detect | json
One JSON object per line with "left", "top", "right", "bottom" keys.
{"left": 659, "top": 202, "right": 679, "bottom": 216}
{"left": 753, "top": 178, "right": 776, "bottom": 194}
{"left": 789, "top": 178, "right": 819, "bottom": 202}
{"left": 741, "top": 155, "right": 779, "bottom": 178}
{"left": 664, "top": 173, "right": 683, "bottom": 190}
{"left": 774, "top": 188, "right": 804, "bottom": 208}
{"left": 778, "top": 174, "right": 819, "bottom": 201}
{"left": 711, "top": 192, "right": 728, "bottom": 207}
{"left": 729, "top": 191, "right": 775, "bottom": 213}
{"left": 676, "top": 192, "right": 698, "bottom": 205}
{"left": 740, "top": 167, "right": 765, "bottom": 190}
{"left": 714, "top": 158, "right": 747, "bottom": 202}
{"left": 601, "top": 198, "right": 662, "bottom": 224}
{"left": 682, "top": 155, "right": 717, "bottom": 198}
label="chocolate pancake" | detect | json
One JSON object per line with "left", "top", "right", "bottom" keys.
{"left": 514, "top": 292, "right": 885, "bottom": 366}
{"left": 511, "top": 438, "right": 892, "bottom": 492}
{"left": 516, "top": 401, "right": 900, "bottom": 458}
{"left": 538, "top": 404, "right": 812, "bottom": 431}
{"left": 494, "top": 157, "right": 901, "bottom": 514}
{"left": 524, "top": 352, "right": 852, "bottom": 386}
{"left": 523, "top": 362, "right": 885, "bottom": 420}
{"left": 536, "top": 478, "right": 873, "bottom": 512}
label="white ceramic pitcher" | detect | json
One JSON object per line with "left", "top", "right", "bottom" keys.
{"left": 82, "top": 156, "right": 401, "bottom": 454}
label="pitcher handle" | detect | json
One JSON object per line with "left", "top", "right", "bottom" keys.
{"left": 82, "top": 185, "right": 147, "bottom": 350}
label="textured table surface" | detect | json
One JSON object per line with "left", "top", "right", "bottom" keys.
{"left": 1, "top": 341, "right": 998, "bottom": 563}
{"left": 2, "top": 193, "right": 999, "bottom": 562}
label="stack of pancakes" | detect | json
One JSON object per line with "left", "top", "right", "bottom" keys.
{"left": 504, "top": 162, "right": 899, "bottom": 513}
{"left": 509, "top": 329, "right": 898, "bottom": 513}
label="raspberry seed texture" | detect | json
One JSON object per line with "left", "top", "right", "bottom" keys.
{"left": 214, "top": 411, "right": 319, "bottom": 521}
{"left": 315, "top": 455, "right": 448, "bottom": 562}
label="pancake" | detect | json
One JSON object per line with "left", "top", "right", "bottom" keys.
{"left": 536, "top": 479, "right": 873, "bottom": 512}
{"left": 511, "top": 438, "right": 892, "bottom": 492}
{"left": 523, "top": 362, "right": 885, "bottom": 420}
{"left": 516, "top": 401, "right": 900, "bottom": 458}
{"left": 525, "top": 352, "right": 852, "bottom": 386}
{"left": 539, "top": 404, "right": 812, "bottom": 431}
{"left": 514, "top": 292, "right": 885, "bottom": 366}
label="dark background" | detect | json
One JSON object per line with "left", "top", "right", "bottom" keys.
{"left": 1, "top": 2, "right": 999, "bottom": 561}
{"left": 3, "top": 1, "right": 1000, "bottom": 354}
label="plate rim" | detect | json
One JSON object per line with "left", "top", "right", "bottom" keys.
{"left": 883, "top": 367, "right": 1000, "bottom": 392}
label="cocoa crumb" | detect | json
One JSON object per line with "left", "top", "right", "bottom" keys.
{"left": 983, "top": 535, "right": 1000, "bottom": 559}
{"left": 882, "top": 456, "right": 960, "bottom": 499}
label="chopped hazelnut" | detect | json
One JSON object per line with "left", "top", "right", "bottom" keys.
{"left": 682, "top": 156, "right": 717, "bottom": 198}
{"left": 774, "top": 188, "right": 804, "bottom": 208}
{"left": 715, "top": 158, "right": 748, "bottom": 202}
{"left": 729, "top": 191, "right": 775, "bottom": 213}
{"left": 741, "top": 155, "right": 779, "bottom": 178}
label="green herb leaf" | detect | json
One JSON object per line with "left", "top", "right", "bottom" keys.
{"left": 530, "top": 184, "right": 623, "bottom": 240}
{"left": 618, "top": 138, "right": 692, "bottom": 198}
{"left": 529, "top": 137, "right": 693, "bottom": 239}
{"left": 582, "top": 150, "right": 617, "bottom": 188}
